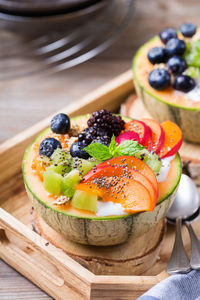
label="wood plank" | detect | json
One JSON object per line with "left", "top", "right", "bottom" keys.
{"left": 0, "top": 260, "right": 52, "bottom": 300}
{"left": 0, "top": 209, "right": 94, "bottom": 299}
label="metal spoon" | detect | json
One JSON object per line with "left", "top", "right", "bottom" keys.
{"left": 166, "top": 174, "right": 200, "bottom": 274}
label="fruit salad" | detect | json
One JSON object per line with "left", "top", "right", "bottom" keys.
{"left": 134, "top": 22, "right": 200, "bottom": 106}
{"left": 133, "top": 22, "right": 200, "bottom": 144}
{"left": 28, "top": 110, "right": 182, "bottom": 217}
{"left": 148, "top": 23, "right": 198, "bottom": 92}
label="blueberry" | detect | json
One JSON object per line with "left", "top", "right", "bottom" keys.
{"left": 167, "top": 56, "right": 187, "bottom": 75}
{"left": 173, "top": 75, "right": 196, "bottom": 92}
{"left": 148, "top": 68, "right": 171, "bottom": 90}
{"left": 70, "top": 141, "right": 90, "bottom": 159}
{"left": 39, "top": 138, "right": 62, "bottom": 157}
{"left": 147, "top": 47, "right": 166, "bottom": 64}
{"left": 180, "top": 23, "right": 197, "bottom": 38}
{"left": 159, "top": 28, "right": 177, "bottom": 44}
{"left": 165, "top": 38, "right": 186, "bottom": 57}
{"left": 50, "top": 113, "right": 70, "bottom": 134}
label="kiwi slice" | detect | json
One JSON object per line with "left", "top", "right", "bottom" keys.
{"left": 39, "top": 155, "right": 51, "bottom": 167}
{"left": 50, "top": 148, "right": 72, "bottom": 174}
{"left": 135, "top": 149, "right": 162, "bottom": 175}
{"left": 72, "top": 158, "right": 102, "bottom": 176}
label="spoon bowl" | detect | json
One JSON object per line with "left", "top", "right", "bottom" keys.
{"left": 166, "top": 174, "right": 200, "bottom": 274}
{"left": 167, "top": 174, "right": 199, "bottom": 220}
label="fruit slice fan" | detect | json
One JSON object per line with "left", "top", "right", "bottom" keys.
{"left": 0, "top": 0, "right": 134, "bottom": 81}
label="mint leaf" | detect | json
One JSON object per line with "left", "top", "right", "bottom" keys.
{"left": 109, "top": 135, "right": 117, "bottom": 156}
{"left": 84, "top": 137, "right": 144, "bottom": 161}
{"left": 83, "top": 143, "right": 112, "bottom": 161}
{"left": 115, "top": 140, "right": 144, "bottom": 157}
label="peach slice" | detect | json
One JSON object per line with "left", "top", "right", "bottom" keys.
{"left": 82, "top": 165, "right": 157, "bottom": 205}
{"left": 115, "top": 131, "right": 140, "bottom": 145}
{"left": 142, "top": 118, "right": 165, "bottom": 154}
{"left": 124, "top": 120, "right": 150, "bottom": 145}
{"left": 76, "top": 166, "right": 155, "bottom": 212}
{"left": 143, "top": 125, "right": 153, "bottom": 151}
{"left": 159, "top": 121, "right": 182, "bottom": 158}
{"left": 94, "top": 156, "right": 158, "bottom": 195}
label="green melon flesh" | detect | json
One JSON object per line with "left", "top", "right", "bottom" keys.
{"left": 132, "top": 35, "right": 200, "bottom": 144}
{"left": 43, "top": 170, "right": 62, "bottom": 196}
{"left": 23, "top": 115, "right": 182, "bottom": 246}
{"left": 71, "top": 190, "right": 97, "bottom": 213}
{"left": 61, "top": 169, "right": 81, "bottom": 198}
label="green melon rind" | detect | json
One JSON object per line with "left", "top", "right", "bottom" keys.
{"left": 26, "top": 184, "right": 177, "bottom": 245}
{"left": 23, "top": 115, "right": 181, "bottom": 245}
{"left": 157, "top": 153, "right": 181, "bottom": 204}
{"left": 132, "top": 36, "right": 200, "bottom": 143}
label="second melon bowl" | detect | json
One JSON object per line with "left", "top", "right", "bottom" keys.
{"left": 23, "top": 115, "right": 182, "bottom": 246}
{"left": 133, "top": 35, "right": 200, "bottom": 144}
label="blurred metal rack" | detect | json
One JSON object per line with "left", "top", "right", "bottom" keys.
{"left": 0, "top": 0, "right": 134, "bottom": 80}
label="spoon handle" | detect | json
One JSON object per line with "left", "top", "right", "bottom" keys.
{"left": 185, "top": 222, "right": 200, "bottom": 269}
{"left": 166, "top": 218, "right": 191, "bottom": 274}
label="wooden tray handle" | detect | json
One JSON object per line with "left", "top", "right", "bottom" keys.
{"left": 0, "top": 227, "right": 65, "bottom": 287}
{"left": 0, "top": 208, "right": 93, "bottom": 298}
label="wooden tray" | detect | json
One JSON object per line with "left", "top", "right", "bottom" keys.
{"left": 0, "top": 70, "right": 200, "bottom": 300}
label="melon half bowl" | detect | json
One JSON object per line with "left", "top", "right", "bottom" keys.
{"left": 23, "top": 115, "right": 182, "bottom": 246}
{"left": 132, "top": 29, "right": 200, "bottom": 144}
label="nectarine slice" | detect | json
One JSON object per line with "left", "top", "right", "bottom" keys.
{"left": 97, "top": 156, "right": 158, "bottom": 194}
{"left": 159, "top": 121, "right": 182, "bottom": 158}
{"left": 124, "top": 120, "right": 149, "bottom": 145}
{"left": 143, "top": 125, "right": 153, "bottom": 151}
{"left": 76, "top": 166, "right": 155, "bottom": 212}
{"left": 142, "top": 118, "right": 165, "bottom": 154}
{"left": 82, "top": 165, "right": 157, "bottom": 205}
{"left": 115, "top": 131, "right": 140, "bottom": 145}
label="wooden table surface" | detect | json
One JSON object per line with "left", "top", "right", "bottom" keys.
{"left": 1, "top": 0, "right": 200, "bottom": 299}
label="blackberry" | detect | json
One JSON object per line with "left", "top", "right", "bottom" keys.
{"left": 78, "top": 127, "right": 97, "bottom": 144}
{"left": 93, "top": 135, "right": 111, "bottom": 146}
{"left": 87, "top": 110, "right": 125, "bottom": 137}
{"left": 75, "top": 110, "right": 124, "bottom": 155}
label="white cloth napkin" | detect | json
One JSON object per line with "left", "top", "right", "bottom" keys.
{"left": 137, "top": 270, "right": 200, "bottom": 300}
